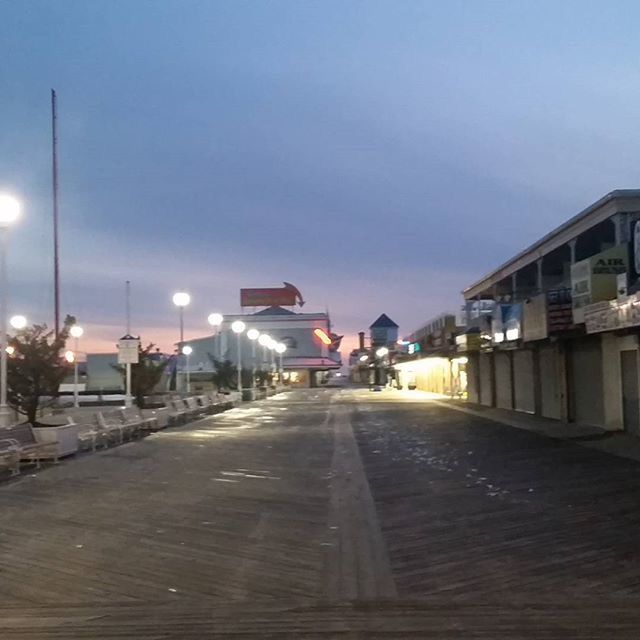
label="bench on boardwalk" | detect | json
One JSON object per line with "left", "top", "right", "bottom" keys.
{"left": 166, "top": 398, "right": 189, "bottom": 424}
{"left": 185, "top": 396, "right": 206, "bottom": 419}
{"left": 95, "top": 411, "right": 141, "bottom": 444}
{"left": 120, "top": 407, "right": 158, "bottom": 432}
{"left": 1, "top": 424, "right": 60, "bottom": 469}
{"left": 141, "top": 406, "right": 170, "bottom": 429}
{"left": 0, "top": 439, "right": 20, "bottom": 476}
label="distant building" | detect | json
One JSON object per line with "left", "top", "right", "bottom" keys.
{"left": 369, "top": 313, "right": 399, "bottom": 347}
{"left": 182, "top": 306, "right": 341, "bottom": 388}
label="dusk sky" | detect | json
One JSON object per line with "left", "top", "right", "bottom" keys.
{"left": 2, "top": 0, "right": 640, "bottom": 354}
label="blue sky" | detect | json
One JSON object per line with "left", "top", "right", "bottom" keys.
{"left": 2, "top": 0, "right": 640, "bottom": 351}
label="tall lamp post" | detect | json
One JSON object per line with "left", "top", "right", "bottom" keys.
{"left": 275, "top": 342, "right": 286, "bottom": 383}
{"left": 231, "top": 320, "right": 245, "bottom": 392}
{"left": 0, "top": 194, "right": 21, "bottom": 428}
{"left": 247, "top": 329, "right": 260, "bottom": 389}
{"left": 267, "top": 338, "right": 277, "bottom": 386}
{"left": 182, "top": 345, "right": 193, "bottom": 394}
{"left": 258, "top": 334, "right": 271, "bottom": 385}
{"left": 207, "top": 312, "right": 224, "bottom": 360}
{"left": 172, "top": 292, "right": 190, "bottom": 392}
{"left": 70, "top": 324, "right": 84, "bottom": 408}
{"left": 376, "top": 346, "right": 389, "bottom": 387}
{"left": 172, "top": 292, "right": 190, "bottom": 345}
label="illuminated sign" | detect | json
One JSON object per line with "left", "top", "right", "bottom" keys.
{"left": 313, "top": 328, "right": 332, "bottom": 345}
{"left": 240, "top": 282, "right": 305, "bottom": 307}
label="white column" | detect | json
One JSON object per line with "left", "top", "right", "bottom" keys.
{"left": 536, "top": 259, "right": 543, "bottom": 292}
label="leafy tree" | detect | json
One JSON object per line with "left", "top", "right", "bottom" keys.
{"left": 112, "top": 343, "right": 169, "bottom": 408}
{"left": 7, "top": 315, "right": 75, "bottom": 425}
{"left": 208, "top": 356, "right": 237, "bottom": 391}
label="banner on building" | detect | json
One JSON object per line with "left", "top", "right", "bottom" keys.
{"left": 585, "top": 291, "right": 640, "bottom": 334}
{"left": 492, "top": 304, "right": 522, "bottom": 344}
{"left": 240, "top": 282, "right": 305, "bottom": 308}
{"left": 523, "top": 293, "right": 548, "bottom": 341}
{"left": 571, "top": 245, "right": 628, "bottom": 323}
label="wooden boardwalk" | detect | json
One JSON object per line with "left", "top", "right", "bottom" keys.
{"left": 2, "top": 389, "right": 640, "bottom": 637}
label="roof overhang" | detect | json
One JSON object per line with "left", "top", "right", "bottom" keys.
{"left": 463, "top": 190, "right": 640, "bottom": 300}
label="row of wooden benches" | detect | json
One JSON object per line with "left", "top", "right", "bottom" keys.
{"left": 0, "top": 392, "right": 238, "bottom": 477}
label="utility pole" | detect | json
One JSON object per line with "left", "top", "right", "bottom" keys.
{"left": 51, "top": 89, "right": 61, "bottom": 337}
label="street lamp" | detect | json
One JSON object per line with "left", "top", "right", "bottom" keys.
{"left": 275, "top": 342, "right": 286, "bottom": 383}
{"left": 0, "top": 194, "right": 21, "bottom": 428}
{"left": 9, "top": 315, "right": 27, "bottom": 330}
{"left": 266, "top": 338, "right": 277, "bottom": 384}
{"left": 182, "top": 345, "right": 193, "bottom": 394}
{"left": 231, "top": 320, "right": 245, "bottom": 392}
{"left": 208, "top": 312, "right": 224, "bottom": 360}
{"left": 70, "top": 324, "right": 84, "bottom": 408}
{"left": 247, "top": 328, "right": 259, "bottom": 389}
{"left": 172, "top": 292, "right": 190, "bottom": 344}
{"left": 258, "top": 333, "right": 271, "bottom": 382}
{"left": 375, "top": 346, "right": 389, "bottom": 387}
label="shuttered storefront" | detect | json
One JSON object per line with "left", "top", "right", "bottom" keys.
{"left": 513, "top": 349, "right": 535, "bottom": 414}
{"left": 494, "top": 351, "right": 512, "bottom": 410}
{"left": 539, "top": 343, "right": 561, "bottom": 419}
{"left": 569, "top": 336, "right": 604, "bottom": 427}
{"left": 479, "top": 352, "right": 493, "bottom": 407}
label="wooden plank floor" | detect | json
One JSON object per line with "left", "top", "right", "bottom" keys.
{"left": 2, "top": 389, "right": 640, "bottom": 637}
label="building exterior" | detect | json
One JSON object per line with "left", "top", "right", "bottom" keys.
{"left": 182, "top": 306, "right": 341, "bottom": 388}
{"left": 394, "top": 312, "right": 467, "bottom": 397}
{"left": 459, "top": 189, "right": 640, "bottom": 434}
{"left": 348, "top": 314, "right": 400, "bottom": 385}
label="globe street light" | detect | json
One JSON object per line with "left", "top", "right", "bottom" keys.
{"left": 258, "top": 333, "right": 271, "bottom": 384}
{"left": 0, "top": 194, "right": 21, "bottom": 428}
{"left": 70, "top": 324, "right": 84, "bottom": 408}
{"left": 266, "top": 338, "right": 277, "bottom": 384}
{"left": 231, "top": 320, "right": 246, "bottom": 392}
{"left": 208, "top": 312, "right": 224, "bottom": 360}
{"left": 172, "top": 291, "right": 190, "bottom": 344}
{"left": 275, "top": 342, "right": 286, "bottom": 383}
{"left": 9, "top": 315, "right": 27, "bottom": 330}
{"left": 182, "top": 345, "right": 193, "bottom": 394}
{"left": 247, "top": 328, "right": 260, "bottom": 389}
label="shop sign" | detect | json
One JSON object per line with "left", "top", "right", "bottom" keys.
{"left": 240, "top": 282, "right": 304, "bottom": 307}
{"left": 523, "top": 293, "right": 548, "bottom": 341}
{"left": 547, "top": 288, "right": 574, "bottom": 333}
{"left": 585, "top": 292, "right": 640, "bottom": 334}
{"left": 571, "top": 245, "right": 628, "bottom": 323}
{"left": 456, "top": 333, "right": 481, "bottom": 352}
{"left": 492, "top": 304, "right": 522, "bottom": 344}
{"left": 117, "top": 335, "right": 140, "bottom": 364}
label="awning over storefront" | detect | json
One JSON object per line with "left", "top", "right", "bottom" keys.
{"left": 283, "top": 357, "right": 341, "bottom": 370}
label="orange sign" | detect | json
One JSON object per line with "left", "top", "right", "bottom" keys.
{"left": 240, "top": 282, "right": 304, "bottom": 307}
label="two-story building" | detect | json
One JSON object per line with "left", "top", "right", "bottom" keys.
{"left": 460, "top": 189, "right": 640, "bottom": 434}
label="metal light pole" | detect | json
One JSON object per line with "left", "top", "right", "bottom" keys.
{"left": 208, "top": 313, "right": 224, "bottom": 360}
{"left": 247, "top": 329, "right": 259, "bottom": 389}
{"left": 70, "top": 325, "right": 84, "bottom": 408}
{"left": 267, "top": 339, "right": 276, "bottom": 386}
{"left": 258, "top": 334, "right": 271, "bottom": 387}
{"left": 276, "top": 343, "right": 286, "bottom": 383}
{"left": 0, "top": 195, "right": 21, "bottom": 428}
{"left": 231, "top": 320, "right": 246, "bottom": 392}
{"left": 182, "top": 345, "right": 193, "bottom": 394}
{"left": 172, "top": 292, "right": 190, "bottom": 392}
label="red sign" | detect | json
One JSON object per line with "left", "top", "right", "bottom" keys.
{"left": 240, "top": 282, "right": 305, "bottom": 308}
